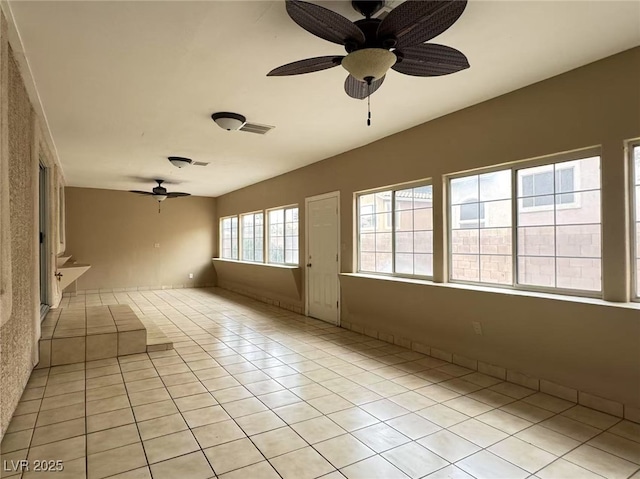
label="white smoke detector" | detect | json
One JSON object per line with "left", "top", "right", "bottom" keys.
{"left": 211, "top": 112, "right": 247, "bottom": 131}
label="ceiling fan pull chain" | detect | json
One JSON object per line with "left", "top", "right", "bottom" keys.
{"left": 367, "top": 80, "right": 372, "bottom": 127}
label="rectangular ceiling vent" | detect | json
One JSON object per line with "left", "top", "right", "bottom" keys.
{"left": 239, "top": 122, "right": 275, "bottom": 135}
{"left": 193, "top": 161, "right": 209, "bottom": 167}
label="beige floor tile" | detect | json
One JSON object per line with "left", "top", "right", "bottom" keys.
{"left": 137, "top": 413, "right": 188, "bottom": 441}
{"left": 202, "top": 376, "right": 240, "bottom": 391}
{"left": 537, "top": 459, "right": 605, "bottom": 479}
{"left": 458, "top": 451, "right": 529, "bottom": 479}
{"left": 245, "top": 379, "right": 286, "bottom": 395}
{"left": 609, "top": 420, "right": 640, "bottom": 443}
{"left": 1, "top": 430, "right": 33, "bottom": 454}
{"left": 416, "top": 385, "right": 461, "bottom": 403}
{"left": 522, "top": 392, "right": 575, "bottom": 413}
{"left": 133, "top": 399, "right": 179, "bottom": 422}
{"left": 501, "top": 401, "right": 555, "bottom": 423}
{"left": 27, "top": 436, "right": 86, "bottom": 463}
{"left": 488, "top": 436, "right": 557, "bottom": 473}
{"left": 125, "top": 377, "right": 164, "bottom": 393}
{"left": 86, "top": 374, "right": 122, "bottom": 391}
{"left": 88, "top": 442, "right": 147, "bottom": 479}
{"left": 515, "top": 424, "right": 580, "bottom": 455}
{"left": 564, "top": 444, "right": 639, "bottom": 479}
{"left": 292, "top": 416, "right": 346, "bottom": 444}
{"left": 273, "top": 402, "right": 322, "bottom": 424}
{"left": 204, "top": 437, "right": 264, "bottom": 474}
{"left": 388, "top": 391, "right": 436, "bottom": 411}
{"left": 128, "top": 387, "right": 171, "bottom": 406}
{"left": 424, "top": 464, "right": 474, "bottom": 478}
{"left": 475, "top": 409, "right": 533, "bottom": 434}
{"left": 166, "top": 381, "right": 207, "bottom": 398}
{"left": 192, "top": 419, "right": 246, "bottom": 448}
{"left": 258, "top": 390, "right": 303, "bottom": 409}
{"left": 417, "top": 404, "right": 470, "bottom": 428}
{"left": 1, "top": 449, "right": 28, "bottom": 478}
{"left": 150, "top": 450, "right": 214, "bottom": 479}
{"left": 307, "top": 394, "right": 354, "bottom": 414}
{"left": 218, "top": 460, "right": 280, "bottom": 479}
{"left": 236, "top": 410, "right": 286, "bottom": 435}
{"left": 352, "top": 423, "right": 411, "bottom": 453}
{"left": 338, "top": 387, "right": 383, "bottom": 406}
{"left": 223, "top": 397, "right": 268, "bottom": 418}
{"left": 6, "top": 412, "right": 37, "bottom": 433}
{"left": 106, "top": 466, "right": 151, "bottom": 478}
{"left": 22, "top": 456, "right": 85, "bottom": 479}
{"left": 382, "top": 442, "right": 449, "bottom": 478}
{"left": 315, "top": 434, "right": 375, "bottom": 468}
{"left": 340, "top": 454, "right": 410, "bottom": 479}
{"left": 449, "top": 419, "right": 509, "bottom": 448}
{"left": 86, "top": 383, "right": 127, "bottom": 402}
{"left": 86, "top": 394, "right": 130, "bottom": 416}
{"left": 562, "top": 405, "right": 621, "bottom": 430}
{"left": 418, "top": 429, "right": 480, "bottom": 462}
{"left": 211, "top": 385, "right": 253, "bottom": 403}
{"left": 174, "top": 392, "right": 218, "bottom": 412}
{"left": 182, "top": 405, "right": 231, "bottom": 428}
{"left": 466, "top": 389, "right": 515, "bottom": 408}
{"left": 489, "top": 382, "right": 536, "bottom": 399}
{"left": 251, "top": 426, "right": 308, "bottom": 458}
{"left": 43, "top": 379, "right": 85, "bottom": 398}
{"left": 87, "top": 423, "right": 141, "bottom": 454}
{"left": 142, "top": 429, "right": 200, "bottom": 464}
{"left": 290, "top": 383, "right": 332, "bottom": 400}
{"left": 31, "top": 418, "right": 85, "bottom": 446}
{"left": 13, "top": 399, "right": 42, "bottom": 416}
{"left": 539, "top": 415, "right": 601, "bottom": 442}
{"left": 328, "top": 407, "right": 379, "bottom": 432}
{"left": 270, "top": 446, "right": 335, "bottom": 479}
{"left": 161, "top": 372, "right": 199, "bottom": 386}
{"left": 122, "top": 368, "right": 158, "bottom": 382}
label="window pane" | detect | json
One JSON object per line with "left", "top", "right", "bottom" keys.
{"left": 480, "top": 255, "right": 512, "bottom": 285}
{"left": 517, "top": 156, "right": 601, "bottom": 292}
{"left": 480, "top": 228, "right": 511, "bottom": 255}
{"left": 480, "top": 170, "right": 511, "bottom": 201}
{"left": 452, "top": 229, "right": 479, "bottom": 254}
{"left": 221, "top": 216, "right": 238, "bottom": 260}
{"left": 451, "top": 254, "right": 479, "bottom": 282}
{"left": 268, "top": 207, "right": 298, "bottom": 264}
{"left": 414, "top": 254, "right": 433, "bottom": 277}
{"left": 481, "top": 200, "right": 510, "bottom": 228}
{"left": 375, "top": 253, "right": 392, "bottom": 273}
{"left": 636, "top": 146, "right": 640, "bottom": 297}
{"left": 395, "top": 253, "right": 414, "bottom": 275}
{"left": 451, "top": 176, "right": 478, "bottom": 205}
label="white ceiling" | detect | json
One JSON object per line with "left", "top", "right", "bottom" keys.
{"left": 8, "top": 0, "right": 640, "bottom": 197}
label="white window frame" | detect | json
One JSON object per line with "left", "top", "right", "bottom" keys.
{"left": 630, "top": 139, "right": 640, "bottom": 302}
{"left": 220, "top": 215, "right": 239, "bottom": 260}
{"left": 356, "top": 179, "right": 434, "bottom": 280}
{"left": 240, "top": 211, "right": 264, "bottom": 263}
{"left": 267, "top": 205, "right": 299, "bottom": 265}
{"left": 447, "top": 147, "right": 603, "bottom": 298}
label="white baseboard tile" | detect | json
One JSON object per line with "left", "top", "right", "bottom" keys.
{"left": 351, "top": 323, "right": 364, "bottom": 334}
{"left": 431, "top": 348, "right": 453, "bottom": 363}
{"left": 507, "top": 370, "right": 540, "bottom": 391}
{"left": 394, "top": 337, "right": 411, "bottom": 349}
{"left": 453, "top": 354, "right": 477, "bottom": 371}
{"left": 540, "top": 379, "right": 578, "bottom": 403}
{"left": 411, "top": 342, "right": 431, "bottom": 355}
{"left": 579, "top": 391, "right": 624, "bottom": 418}
{"left": 378, "top": 332, "right": 394, "bottom": 343}
{"left": 364, "top": 327, "right": 379, "bottom": 339}
{"left": 477, "top": 361, "right": 506, "bottom": 380}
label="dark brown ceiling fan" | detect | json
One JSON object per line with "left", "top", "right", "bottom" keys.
{"left": 129, "top": 179, "right": 190, "bottom": 212}
{"left": 268, "top": 0, "right": 470, "bottom": 101}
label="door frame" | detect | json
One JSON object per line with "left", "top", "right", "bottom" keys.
{"left": 304, "top": 190, "right": 341, "bottom": 325}
{"left": 39, "top": 161, "right": 50, "bottom": 318}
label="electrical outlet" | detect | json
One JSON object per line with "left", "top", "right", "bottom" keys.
{"left": 472, "top": 321, "right": 483, "bottom": 335}
{"left": 154, "top": 243, "right": 160, "bottom": 248}
{"left": 188, "top": 273, "right": 194, "bottom": 279}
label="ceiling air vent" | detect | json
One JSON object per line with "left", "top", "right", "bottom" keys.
{"left": 193, "top": 161, "right": 209, "bottom": 167}
{"left": 239, "top": 123, "right": 275, "bottom": 135}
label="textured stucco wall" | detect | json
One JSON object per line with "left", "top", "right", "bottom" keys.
{"left": 0, "top": 11, "right": 61, "bottom": 437}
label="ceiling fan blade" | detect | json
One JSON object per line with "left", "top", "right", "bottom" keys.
{"left": 129, "top": 190, "right": 154, "bottom": 195}
{"left": 344, "top": 75, "right": 385, "bottom": 100}
{"left": 393, "top": 44, "right": 469, "bottom": 76}
{"left": 268, "top": 55, "right": 344, "bottom": 76}
{"left": 286, "top": 0, "right": 365, "bottom": 46}
{"left": 378, "top": 0, "right": 467, "bottom": 49}
{"left": 166, "top": 192, "right": 191, "bottom": 198}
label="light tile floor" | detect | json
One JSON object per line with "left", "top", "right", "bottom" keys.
{"left": 2, "top": 287, "right": 639, "bottom": 479}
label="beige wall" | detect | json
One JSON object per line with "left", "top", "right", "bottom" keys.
{"left": 0, "top": 12, "right": 64, "bottom": 437}
{"left": 215, "top": 48, "right": 640, "bottom": 407}
{"left": 65, "top": 187, "right": 217, "bottom": 291}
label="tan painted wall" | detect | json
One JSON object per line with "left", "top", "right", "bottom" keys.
{"left": 0, "top": 13, "right": 64, "bottom": 437}
{"left": 65, "top": 187, "right": 217, "bottom": 291}
{"left": 215, "top": 48, "right": 640, "bottom": 406}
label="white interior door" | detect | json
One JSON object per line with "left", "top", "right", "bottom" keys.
{"left": 306, "top": 193, "right": 340, "bottom": 325}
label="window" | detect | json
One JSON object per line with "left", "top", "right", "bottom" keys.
{"left": 448, "top": 152, "right": 602, "bottom": 294}
{"left": 268, "top": 207, "right": 299, "bottom": 264}
{"left": 220, "top": 216, "right": 238, "bottom": 260}
{"left": 450, "top": 170, "right": 512, "bottom": 285}
{"left": 517, "top": 156, "right": 601, "bottom": 292}
{"left": 632, "top": 144, "right": 640, "bottom": 299}
{"left": 241, "top": 212, "right": 264, "bottom": 262}
{"left": 358, "top": 183, "right": 433, "bottom": 277}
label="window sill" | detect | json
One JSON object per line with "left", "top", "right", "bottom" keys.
{"left": 212, "top": 258, "right": 300, "bottom": 270}
{"left": 340, "top": 273, "right": 640, "bottom": 309}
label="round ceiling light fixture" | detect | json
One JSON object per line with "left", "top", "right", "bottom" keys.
{"left": 168, "top": 156, "right": 193, "bottom": 168}
{"left": 211, "top": 112, "right": 247, "bottom": 131}
{"left": 341, "top": 48, "right": 397, "bottom": 82}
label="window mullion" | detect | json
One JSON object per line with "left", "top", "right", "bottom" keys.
{"left": 391, "top": 191, "right": 396, "bottom": 274}
{"left": 511, "top": 168, "right": 518, "bottom": 287}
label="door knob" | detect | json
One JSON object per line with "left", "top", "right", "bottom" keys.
{"left": 306, "top": 263, "right": 312, "bottom": 267}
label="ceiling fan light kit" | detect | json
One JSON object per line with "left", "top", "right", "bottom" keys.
{"left": 268, "top": 0, "right": 470, "bottom": 125}
{"left": 211, "top": 112, "right": 247, "bottom": 131}
{"left": 168, "top": 156, "right": 193, "bottom": 168}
